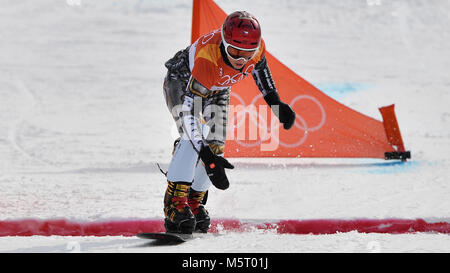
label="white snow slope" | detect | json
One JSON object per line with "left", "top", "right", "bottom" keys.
{"left": 0, "top": 0, "right": 449, "bottom": 253}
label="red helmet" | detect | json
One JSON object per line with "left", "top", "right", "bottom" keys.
{"left": 221, "top": 11, "right": 261, "bottom": 51}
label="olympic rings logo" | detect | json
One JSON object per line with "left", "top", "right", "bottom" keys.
{"left": 218, "top": 64, "right": 255, "bottom": 87}
{"left": 227, "top": 93, "right": 327, "bottom": 151}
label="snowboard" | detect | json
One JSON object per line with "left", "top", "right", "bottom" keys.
{"left": 137, "top": 232, "right": 194, "bottom": 244}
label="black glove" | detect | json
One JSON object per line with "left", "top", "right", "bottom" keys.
{"left": 198, "top": 145, "right": 234, "bottom": 190}
{"left": 264, "top": 92, "right": 296, "bottom": 130}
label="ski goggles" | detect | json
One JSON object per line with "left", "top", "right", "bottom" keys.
{"left": 221, "top": 30, "right": 259, "bottom": 62}
{"left": 225, "top": 45, "right": 257, "bottom": 62}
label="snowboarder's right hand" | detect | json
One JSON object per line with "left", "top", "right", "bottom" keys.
{"left": 199, "top": 145, "right": 234, "bottom": 190}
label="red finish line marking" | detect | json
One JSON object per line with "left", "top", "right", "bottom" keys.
{"left": 0, "top": 218, "right": 448, "bottom": 237}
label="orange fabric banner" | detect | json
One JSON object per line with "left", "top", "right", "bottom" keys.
{"left": 192, "top": 0, "right": 398, "bottom": 158}
{"left": 379, "top": 104, "right": 406, "bottom": 152}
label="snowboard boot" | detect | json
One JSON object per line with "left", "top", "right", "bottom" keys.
{"left": 188, "top": 189, "right": 210, "bottom": 233}
{"left": 163, "top": 181, "right": 196, "bottom": 234}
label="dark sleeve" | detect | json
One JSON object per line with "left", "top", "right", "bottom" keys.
{"left": 251, "top": 56, "right": 281, "bottom": 106}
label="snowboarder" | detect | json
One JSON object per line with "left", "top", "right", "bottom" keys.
{"left": 162, "top": 11, "right": 296, "bottom": 234}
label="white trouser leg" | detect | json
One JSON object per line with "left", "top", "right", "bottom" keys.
{"left": 166, "top": 138, "right": 213, "bottom": 191}
{"left": 166, "top": 139, "right": 198, "bottom": 183}
{"left": 192, "top": 159, "right": 212, "bottom": 192}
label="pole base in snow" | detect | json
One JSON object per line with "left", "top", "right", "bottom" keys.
{"left": 385, "top": 151, "right": 411, "bottom": 161}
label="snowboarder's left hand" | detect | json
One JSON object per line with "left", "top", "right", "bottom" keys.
{"left": 264, "top": 92, "right": 296, "bottom": 130}
{"left": 277, "top": 101, "right": 296, "bottom": 130}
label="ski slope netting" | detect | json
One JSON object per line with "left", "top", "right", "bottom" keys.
{"left": 1, "top": 218, "right": 449, "bottom": 237}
